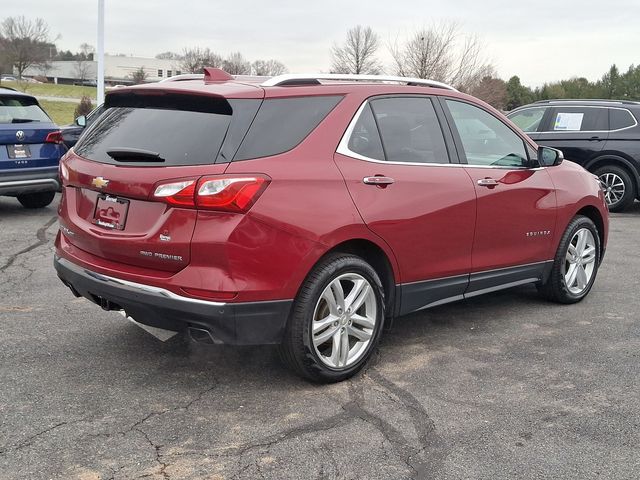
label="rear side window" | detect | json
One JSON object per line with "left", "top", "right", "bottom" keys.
{"left": 369, "top": 97, "right": 449, "bottom": 163}
{"left": 508, "top": 107, "right": 547, "bottom": 132}
{"left": 75, "top": 93, "right": 258, "bottom": 166}
{"left": 0, "top": 96, "right": 50, "bottom": 124}
{"left": 233, "top": 96, "right": 342, "bottom": 161}
{"left": 551, "top": 107, "right": 608, "bottom": 131}
{"left": 609, "top": 108, "right": 637, "bottom": 130}
{"left": 348, "top": 104, "right": 385, "bottom": 160}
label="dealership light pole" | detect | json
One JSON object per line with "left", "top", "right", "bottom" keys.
{"left": 97, "top": 0, "right": 105, "bottom": 104}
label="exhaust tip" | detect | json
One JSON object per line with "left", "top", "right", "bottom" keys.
{"left": 188, "top": 326, "right": 222, "bottom": 344}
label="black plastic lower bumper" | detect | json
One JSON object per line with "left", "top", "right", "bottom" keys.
{"left": 0, "top": 168, "right": 60, "bottom": 196}
{"left": 54, "top": 255, "right": 292, "bottom": 345}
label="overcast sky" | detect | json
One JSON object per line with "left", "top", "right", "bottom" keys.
{"left": 4, "top": 1, "right": 639, "bottom": 86}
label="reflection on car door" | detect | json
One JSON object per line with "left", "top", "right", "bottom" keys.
{"left": 442, "top": 98, "right": 557, "bottom": 295}
{"left": 335, "top": 95, "right": 476, "bottom": 315}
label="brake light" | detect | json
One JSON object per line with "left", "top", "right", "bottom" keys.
{"left": 196, "top": 176, "right": 268, "bottom": 212}
{"left": 45, "top": 130, "right": 64, "bottom": 144}
{"left": 153, "top": 176, "right": 270, "bottom": 212}
{"left": 153, "top": 180, "right": 196, "bottom": 207}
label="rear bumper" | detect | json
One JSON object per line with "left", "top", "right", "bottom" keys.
{"left": 54, "top": 255, "right": 292, "bottom": 345}
{"left": 0, "top": 168, "right": 60, "bottom": 196}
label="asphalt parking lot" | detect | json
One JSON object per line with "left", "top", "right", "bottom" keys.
{"left": 0, "top": 194, "right": 638, "bottom": 480}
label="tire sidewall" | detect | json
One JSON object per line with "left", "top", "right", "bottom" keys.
{"left": 299, "top": 256, "right": 385, "bottom": 381}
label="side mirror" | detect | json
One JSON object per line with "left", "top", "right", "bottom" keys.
{"left": 537, "top": 146, "right": 564, "bottom": 167}
{"left": 75, "top": 115, "right": 87, "bottom": 127}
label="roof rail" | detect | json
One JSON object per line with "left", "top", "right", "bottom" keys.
{"left": 159, "top": 72, "right": 270, "bottom": 84}
{"left": 534, "top": 99, "right": 640, "bottom": 105}
{"left": 261, "top": 73, "right": 457, "bottom": 91}
{"left": 0, "top": 86, "right": 17, "bottom": 91}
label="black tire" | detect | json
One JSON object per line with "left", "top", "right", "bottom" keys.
{"left": 17, "top": 191, "right": 56, "bottom": 209}
{"left": 279, "top": 253, "right": 385, "bottom": 383}
{"left": 538, "top": 215, "right": 601, "bottom": 304}
{"left": 593, "top": 164, "right": 635, "bottom": 212}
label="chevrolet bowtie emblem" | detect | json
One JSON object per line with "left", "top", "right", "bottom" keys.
{"left": 92, "top": 177, "right": 109, "bottom": 189}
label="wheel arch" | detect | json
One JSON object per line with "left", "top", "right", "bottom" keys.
{"left": 303, "top": 238, "right": 399, "bottom": 324}
{"left": 574, "top": 205, "right": 606, "bottom": 263}
{"left": 584, "top": 154, "right": 640, "bottom": 197}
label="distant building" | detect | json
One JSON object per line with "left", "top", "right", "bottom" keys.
{"left": 22, "top": 54, "right": 182, "bottom": 85}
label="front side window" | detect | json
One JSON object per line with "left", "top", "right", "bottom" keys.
{"left": 446, "top": 99, "right": 528, "bottom": 167}
{"left": 508, "top": 107, "right": 547, "bottom": 133}
{"left": 550, "top": 107, "right": 607, "bottom": 131}
{"left": 369, "top": 97, "right": 449, "bottom": 164}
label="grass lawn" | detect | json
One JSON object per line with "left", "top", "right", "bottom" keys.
{"left": 39, "top": 100, "right": 78, "bottom": 126}
{"left": 0, "top": 81, "right": 96, "bottom": 100}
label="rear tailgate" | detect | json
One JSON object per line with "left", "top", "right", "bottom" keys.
{"left": 59, "top": 88, "right": 263, "bottom": 273}
{"left": 0, "top": 122, "right": 62, "bottom": 170}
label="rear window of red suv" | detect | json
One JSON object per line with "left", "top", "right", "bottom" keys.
{"left": 75, "top": 92, "right": 260, "bottom": 166}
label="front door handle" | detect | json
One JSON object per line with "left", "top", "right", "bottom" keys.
{"left": 477, "top": 178, "right": 499, "bottom": 188}
{"left": 363, "top": 176, "right": 395, "bottom": 186}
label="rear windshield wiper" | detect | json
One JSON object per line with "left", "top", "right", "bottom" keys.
{"left": 106, "top": 148, "right": 165, "bottom": 162}
{"left": 11, "top": 118, "right": 36, "bottom": 123}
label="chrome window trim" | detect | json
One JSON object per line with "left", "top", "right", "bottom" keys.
{"left": 509, "top": 105, "right": 638, "bottom": 133}
{"left": 337, "top": 99, "right": 537, "bottom": 170}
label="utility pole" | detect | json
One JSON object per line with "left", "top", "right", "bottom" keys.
{"left": 97, "top": 0, "right": 105, "bottom": 104}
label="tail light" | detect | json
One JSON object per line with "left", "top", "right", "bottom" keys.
{"left": 45, "top": 130, "right": 64, "bottom": 144}
{"left": 152, "top": 175, "right": 270, "bottom": 213}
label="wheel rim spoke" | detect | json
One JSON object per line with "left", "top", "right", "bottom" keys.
{"left": 345, "top": 280, "right": 370, "bottom": 313}
{"left": 313, "top": 323, "right": 340, "bottom": 346}
{"left": 313, "top": 314, "right": 338, "bottom": 334}
{"left": 347, "top": 324, "right": 372, "bottom": 342}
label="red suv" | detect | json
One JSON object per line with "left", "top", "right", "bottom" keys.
{"left": 55, "top": 69, "right": 608, "bottom": 382}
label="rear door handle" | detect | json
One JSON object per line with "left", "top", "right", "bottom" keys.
{"left": 477, "top": 178, "right": 499, "bottom": 188}
{"left": 363, "top": 176, "right": 395, "bottom": 186}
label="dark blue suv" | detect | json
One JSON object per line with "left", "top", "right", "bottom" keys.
{"left": 0, "top": 87, "right": 67, "bottom": 208}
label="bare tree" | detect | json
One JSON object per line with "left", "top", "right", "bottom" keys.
{"left": 470, "top": 74, "right": 508, "bottom": 110}
{"left": 180, "top": 47, "right": 223, "bottom": 74}
{"left": 75, "top": 43, "right": 94, "bottom": 84}
{"left": 252, "top": 59, "right": 287, "bottom": 76}
{"left": 331, "top": 25, "right": 382, "bottom": 74}
{"left": 389, "top": 22, "right": 492, "bottom": 91}
{"left": 0, "top": 16, "right": 56, "bottom": 79}
{"left": 222, "top": 52, "right": 251, "bottom": 75}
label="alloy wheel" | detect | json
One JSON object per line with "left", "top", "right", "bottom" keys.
{"left": 311, "top": 273, "right": 377, "bottom": 369}
{"left": 563, "top": 228, "right": 597, "bottom": 295}
{"left": 598, "top": 172, "right": 626, "bottom": 207}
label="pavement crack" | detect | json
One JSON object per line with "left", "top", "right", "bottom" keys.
{"left": 0, "top": 416, "right": 88, "bottom": 455}
{"left": 0, "top": 215, "right": 56, "bottom": 273}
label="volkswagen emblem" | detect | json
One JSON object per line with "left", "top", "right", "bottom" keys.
{"left": 16, "top": 130, "right": 25, "bottom": 142}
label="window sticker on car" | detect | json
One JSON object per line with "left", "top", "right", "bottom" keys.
{"left": 554, "top": 112, "right": 584, "bottom": 131}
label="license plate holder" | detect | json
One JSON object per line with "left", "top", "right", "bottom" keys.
{"left": 93, "top": 194, "right": 130, "bottom": 230}
{"left": 7, "top": 144, "right": 31, "bottom": 159}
